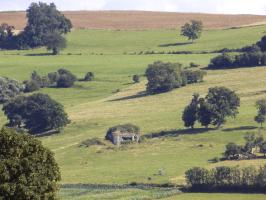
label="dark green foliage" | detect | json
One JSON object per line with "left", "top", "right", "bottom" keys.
{"left": 132, "top": 74, "right": 140, "bottom": 83}
{"left": 3, "top": 93, "right": 70, "bottom": 134}
{"left": 223, "top": 133, "right": 265, "bottom": 160}
{"left": 261, "top": 142, "right": 266, "bottom": 157}
{"left": 0, "top": 23, "right": 15, "bottom": 49}
{"left": 182, "top": 94, "right": 199, "bottom": 128}
{"left": 197, "top": 99, "right": 213, "bottom": 128}
{"left": 23, "top": 2, "right": 72, "bottom": 47}
{"left": 56, "top": 69, "right": 76, "bottom": 88}
{"left": 255, "top": 99, "right": 266, "bottom": 127}
{"left": 181, "top": 70, "right": 206, "bottom": 84}
{"left": 0, "top": 77, "right": 23, "bottom": 104}
{"left": 0, "top": 2, "right": 72, "bottom": 50}
{"left": 185, "top": 167, "right": 211, "bottom": 190}
{"left": 224, "top": 143, "right": 243, "bottom": 160}
{"left": 23, "top": 80, "right": 40, "bottom": 93}
{"left": 208, "top": 53, "right": 235, "bottom": 69}
{"left": 0, "top": 127, "right": 61, "bottom": 199}
{"left": 205, "top": 87, "right": 240, "bottom": 127}
{"left": 181, "top": 20, "right": 203, "bottom": 43}
{"left": 241, "top": 44, "right": 261, "bottom": 53}
{"left": 208, "top": 35, "right": 266, "bottom": 69}
{"left": 189, "top": 62, "right": 200, "bottom": 68}
{"left": 185, "top": 165, "right": 266, "bottom": 192}
{"left": 146, "top": 61, "right": 183, "bottom": 94}
{"left": 45, "top": 32, "right": 67, "bottom": 55}
{"left": 26, "top": 69, "right": 76, "bottom": 89}
{"left": 84, "top": 72, "right": 95, "bottom": 82}
{"left": 105, "top": 124, "right": 140, "bottom": 140}
{"left": 47, "top": 72, "right": 60, "bottom": 85}
{"left": 182, "top": 87, "right": 240, "bottom": 128}
{"left": 257, "top": 35, "right": 266, "bottom": 52}
{"left": 145, "top": 61, "right": 206, "bottom": 94}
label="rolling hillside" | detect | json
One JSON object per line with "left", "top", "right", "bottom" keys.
{"left": 1, "top": 11, "right": 266, "bottom": 30}
{"left": 0, "top": 22, "right": 266, "bottom": 199}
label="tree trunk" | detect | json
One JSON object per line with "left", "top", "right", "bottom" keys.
{"left": 52, "top": 48, "right": 59, "bottom": 55}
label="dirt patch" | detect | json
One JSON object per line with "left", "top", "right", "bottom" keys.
{"left": 1, "top": 11, "right": 266, "bottom": 30}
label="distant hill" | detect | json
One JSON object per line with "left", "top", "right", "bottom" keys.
{"left": 1, "top": 10, "right": 266, "bottom": 30}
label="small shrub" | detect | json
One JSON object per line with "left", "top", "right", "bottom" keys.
{"left": 189, "top": 62, "right": 200, "bottom": 68}
{"left": 181, "top": 70, "right": 206, "bottom": 84}
{"left": 132, "top": 75, "right": 140, "bottom": 83}
{"left": 84, "top": 72, "right": 94, "bottom": 81}
{"left": 56, "top": 69, "right": 76, "bottom": 88}
{"left": 79, "top": 138, "right": 105, "bottom": 148}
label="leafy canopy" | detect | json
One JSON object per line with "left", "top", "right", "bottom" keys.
{"left": 0, "top": 127, "right": 61, "bottom": 199}
{"left": 3, "top": 93, "right": 70, "bottom": 134}
{"left": 181, "top": 20, "right": 203, "bottom": 42}
{"left": 23, "top": 2, "right": 72, "bottom": 47}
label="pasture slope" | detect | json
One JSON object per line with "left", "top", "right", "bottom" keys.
{"left": 1, "top": 11, "right": 266, "bottom": 30}
{"left": 0, "top": 15, "right": 266, "bottom": 199}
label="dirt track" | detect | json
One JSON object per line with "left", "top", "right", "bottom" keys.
{"left": 1, "top": 11, "right": 266, "bottom": 30}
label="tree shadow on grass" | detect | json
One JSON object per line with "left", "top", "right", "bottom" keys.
{"left": 142, "top": 128, "right": 215, "bottom": 139}
{"left": 222, "top": 126, "right": 257, "bottom": 132}
{"left": 158, "top": 42, "right": 192, "bottom": 47}
{"left": 108, "top": 91, "right": 147, "bottom": 102}
{"left": 25, "top": 53, "right": 54, "bottom": 56}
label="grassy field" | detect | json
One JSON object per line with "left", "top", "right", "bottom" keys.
{"left": 1, "top": 26, "right": 266, "bottom": 199}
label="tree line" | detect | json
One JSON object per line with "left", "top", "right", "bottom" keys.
{"left": 208, "top": 35, "right": 266, "bottom": 69}
{"left": 185, "top": 165, "right": 266, "bottom": 193}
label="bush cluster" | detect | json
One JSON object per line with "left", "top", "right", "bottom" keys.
{"left": 145, "top": 61, "right": 206, "bottom": 94}
{"left": 208, "top": 35, "right": 266, "bottom": 69}
{"left": 185, "top": 165, "right": 266, "bottom": 192}
{"left": 0, "top": 77, "right": 23, "bottom": 103}
{"left": 208, "top": 52, "right": 266, "bottom": 69}
{"left": 224, "top": 133, "right": 266, "bottom": 160}
{"left": 24, "top": 69, "right": 77, "bottom": 92}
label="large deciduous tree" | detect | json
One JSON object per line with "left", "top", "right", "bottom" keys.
{"left": 0, "top": 127, "right": 61, "bottom": 199}
{"left": 205, "top": 87, "right": 240, "bottom": 128}
{"left": 3, "top": 93, "right": 70, "bottom": 134}
{"left": 181, "top": 20, "right": 203, "bottom": 43}
{"left": 182, "top": 87, "right": 240, "bottom": 129}
{"left": 23, "top": 2, "right": 72, "bottom": 48}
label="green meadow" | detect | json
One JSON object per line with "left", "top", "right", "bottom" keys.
{"left": 1, "top": 26, "right": 266, "bottom": 199}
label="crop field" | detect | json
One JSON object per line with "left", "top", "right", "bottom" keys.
{"left": 1, "top": 25, "right": 266, "bottom": 199}
{"left": 1, "top": 11, "right": 266, "bottom": 30}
